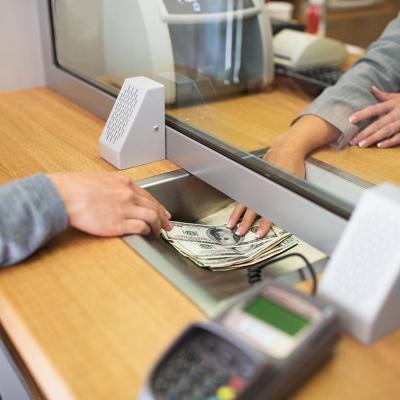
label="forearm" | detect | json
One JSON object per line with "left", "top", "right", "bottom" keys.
{"left": 0, "top": 174, "right": 68, "bottom": 266}
{"left": 298, "top": 15, "right": 400, "bottom": 149}
{"left": 231, "top": 115, "right": 341, "bottom": 237}
{"left": 267, "top": 115, "right": 341, "bottom": 159}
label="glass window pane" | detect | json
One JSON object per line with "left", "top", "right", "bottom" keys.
{"left": 51, "top": 0, "right": 400, "bottom": 215}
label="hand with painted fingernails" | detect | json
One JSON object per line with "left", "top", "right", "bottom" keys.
{"left": 227, "top": 149, "right": 306, "bottom": 238}
{"left": 226, "top": 139, "right": 307, "bottom": 239}
{"left": 226, "top": 115, "right": 341, "bottom": 238}
{"left": 227, "top": 150, "right": 305, "bottom": 238}
{"left": 350, "top": 86, "right": 400, "bottom": 148}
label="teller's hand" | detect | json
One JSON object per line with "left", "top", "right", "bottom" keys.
{"left": 227, "top": 138, "right": 306, "bottom": 238}
{"left": 226, "top": 115, "right": 340, "bottom": 238}
{"left": 350, "top": 86, "right": 400, "bottom": 148}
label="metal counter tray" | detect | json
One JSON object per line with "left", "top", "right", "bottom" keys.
{"left": 123, "top": 170, "right": 326, "bottom": 315}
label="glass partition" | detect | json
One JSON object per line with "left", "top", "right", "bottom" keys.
{"left": 51, "top": 0, "right": 400, "bottom": 218}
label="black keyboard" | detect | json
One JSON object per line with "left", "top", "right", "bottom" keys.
{"left": 275, "top": 65, "right": 343, "bottom": 92}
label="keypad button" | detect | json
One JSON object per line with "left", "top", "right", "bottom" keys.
{"left": 216, "top": 385, "right": 237, "bottom": 400}
{"left": 220, "top": 351, "right": 236, "bottom": 367}
{"left": 194, "top": 359, "right": 210, "bottom": 376}
{"left": 203, "top": 337, "right": 218, "bottom": 353}
{"left": 203, "top": 379, "right": 218, "bottom": 397}
{"left": 164, "top": 367, "right": 180, "bottom": 382}
{"left": 214, "top": 371, "right": 230, "bottom": 387}
{"left": 229, "top": 376, "right": 246, "bottom": 392}
{"left": 153, "top": 376, "right": 168, "bottom": 393}
{"left": 177, "top": 379, "right": 192, "bottom": 394}
{"left": 238, "top": 363, "right": 255, "bottom": 379}
{"left": 174, "top": 355, "right": 190, "bottom": 372}
{"left": 192, "top": 388, "right": 207, "bottom": 400}
{"left": 185, "top": 347, "right": 199, "bottom": 362}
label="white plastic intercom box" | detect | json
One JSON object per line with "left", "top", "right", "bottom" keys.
{"left": 318, "top": 183, "right": 400, "bottom": 344}
{"left": 99, "top": 76, "right": 165, "bottom": 170}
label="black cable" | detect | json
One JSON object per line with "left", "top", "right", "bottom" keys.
{"left": 247, "top": 266, "right": 263, "bottom": 285}
{"left": 246, "top": 252, "right": 317, "bottom": 296}
{"left": 298, "top": 268, "right": 307, "bottom": 282}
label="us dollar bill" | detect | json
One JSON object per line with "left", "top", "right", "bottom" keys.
{"left": 174, "top": 235, "right": 297, "bottom": 269}
{"left": 202, "top": 236, "right": 299, "bottom": 271}
{"left": 161, "top": 222, "right": 284, "bottom": 247}
{"left": 161, "top": 221, "right": 299, "bottom": 271}
{"left": 169, "top": 232, "right": 290, "bottom": 260}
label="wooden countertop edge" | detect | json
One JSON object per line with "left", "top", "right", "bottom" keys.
{"left": 0, "top": 295, "right": 75, "bottom": 400}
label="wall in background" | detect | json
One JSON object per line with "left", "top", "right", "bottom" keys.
{"left": 54, "top": 0, "right": 105, "bottom": 77}
{"left": 0, "top": 0, "right": 45, "bottom": 93}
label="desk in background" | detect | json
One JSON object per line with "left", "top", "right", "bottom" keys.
{"left": 0, "top": 88, "right": 399, "bottom": 399}
{"left": 167, "top": 79, "right": 400, "bottom": 187}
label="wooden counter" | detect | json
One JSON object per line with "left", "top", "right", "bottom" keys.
{"left": 0, "top": 88, "right": 399, "bottom": 400}
{"left": 167, "top": 79, "right": 400, "bottom": 186}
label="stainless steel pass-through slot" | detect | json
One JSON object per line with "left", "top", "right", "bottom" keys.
{"left": 123, "top": 170, "right": 327, "bottom": 315}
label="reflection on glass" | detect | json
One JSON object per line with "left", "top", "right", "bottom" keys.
{"left": 54, "top": 0, "right": 273, "bottom": 103}
{"left": 52, "top": 0, "right": 399, "bottom": 212}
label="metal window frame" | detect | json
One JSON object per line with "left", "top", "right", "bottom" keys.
{"left": 38, "top": 0, "right": 348, "bottom": 255}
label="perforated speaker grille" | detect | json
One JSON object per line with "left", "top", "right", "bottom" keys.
{"left": 105, "top": 84, "right": 139, "bottom": 144}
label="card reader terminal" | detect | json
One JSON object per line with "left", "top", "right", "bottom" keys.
{"left": 139, "top": 282, "right": 339, "bottom": 400}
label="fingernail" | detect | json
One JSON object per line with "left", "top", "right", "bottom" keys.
{"left": 165, "top": 210, "right": 171, "bottom": 219}
{"left": 350, "top": 138, "right": 357, "bottom": 145}
{"left": 227, "top": 219, "right": 234, "bottom": 229}
{"left": 235, "top": 229, "right": 242, "bottom": 236}
{"left": 349, "top": 116, "right": 355, "bottom": 123}
{"left": 255, "top": 229, "right": 264, "bottom": 238}
{"left": 359, "top": 140, "right": 367, "bottom": 148}
{"left": 377, "top": 142, "right": 384, "bottom": 148}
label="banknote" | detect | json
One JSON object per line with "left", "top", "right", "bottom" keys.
{"left": 170, "top": 233, "right": 289, "bottom": 260}
{"left": 203, "top": 236, "right": 299, "bottom": 271}
{"left": 161, "top": 221, "right": 285, "bottom": 247}
{"left": 161, "top": 221, "right": 298, "bottom": 271}
{"left": 172, "top": 235, "right": 298, "bottom": 269}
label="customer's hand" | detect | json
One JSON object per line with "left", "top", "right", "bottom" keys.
{"left": 350, "top": 86, "right": 400, "bottom": 148}
{"left": 227, "top": 115, "right": 341, "bottom": 238}
{"left": 47, "top": 172, "right": 172, "bottom": 237}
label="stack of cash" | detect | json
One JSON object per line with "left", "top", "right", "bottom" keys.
{"left": 161, "top": 221, "right": 298, "bottom": 271}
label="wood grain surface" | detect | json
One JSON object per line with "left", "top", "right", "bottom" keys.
{"left": 0, "top": 88, "right": 399, "bottom": 400}
{"left": 168, "top": 79, "right": 400, "bottom": 186}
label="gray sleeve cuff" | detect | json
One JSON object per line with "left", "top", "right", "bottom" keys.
{"left": 293, "top": 15, "right": 400, "bottom": 150}
{"left": 296, "top": 104, "right": 359, "bottom": 150}
{"left": 0, "top": 174, "right": 68, "bottom": 266}
{"left": 18, "top": 174, "right": 68, "bottom": 234}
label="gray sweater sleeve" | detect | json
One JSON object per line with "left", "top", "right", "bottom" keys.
{"left": 297, "top": 15, "right": 400, "bottom": 149}
{"left": 0, "top": 174, "right": 68, "bottom": 266}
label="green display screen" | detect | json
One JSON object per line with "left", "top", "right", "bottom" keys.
{"left": 244, "top": 296, "right": 309, "bottom": 336}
